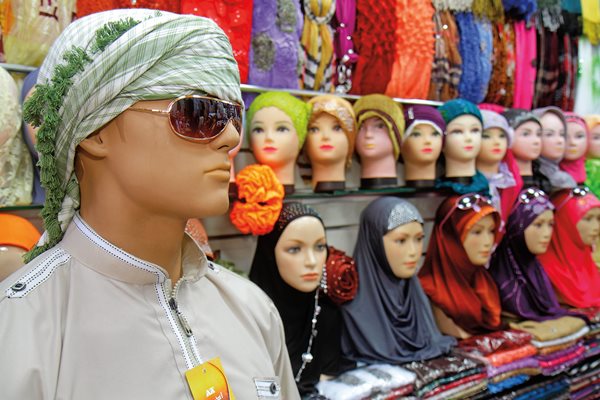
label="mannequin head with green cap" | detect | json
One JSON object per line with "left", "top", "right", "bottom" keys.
{"left": 353, "top": 94, "right": 404, "bottom": 188}
{"left": 23, "top": 9, "right": 243, "bottom": 281}
{"left": 247, "top": 92, "right": 311, "bottom": 189}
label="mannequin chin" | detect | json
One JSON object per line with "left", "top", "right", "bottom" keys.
{"left": 382, "top": 221, "right": 424, "bottom": 279}
{"left": 356, "top": 117, "right": 398, "bottom": 180}
{"left": 588, "top": 126, "right": 600, "bottom": 159}
{"left": 443, "top": 115, "right": 482, "bottom": 178}
{"left": 274, "top": 216, "right": 328, "bottom": 292}
{"left": 249, "top": 106, "right": 301, "bottom": 186}
{"left": 476, "top": 127, "right": 508, "bottom": 175}
{"left": 512, "top": 121, "right": 542, "bottom": 176}
{"left": 402, "top": 123, "right": 442, "bottom": 181}
{"left": 539, "top": 112, "right": 566, "bottom": 161}
{"left": 462, "top": 214, "right": 496, "bottom": 266}
{"left": 524, "top": 210, "right": 554, "bottom": 255}
{"left": 306, "top": 113, "right": 349, "bottom": 189}
{"left": 0, "top": 245, "right": 27, "bottom": 282}
{"left": 576, "top": 207, "right": 600, "bottom": 246}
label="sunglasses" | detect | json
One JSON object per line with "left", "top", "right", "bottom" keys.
{"left": 519, "top": 188, "right": 547, "bottom": 204}
{"left": 129, "top": 95, "right": 243, "bottom": 142}
{"left": 439, "top": 193, "right": 493, "bottom": 228}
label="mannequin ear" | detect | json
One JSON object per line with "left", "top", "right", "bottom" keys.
{"left": 77, "top": 130, "right": 110, "bottom": 159}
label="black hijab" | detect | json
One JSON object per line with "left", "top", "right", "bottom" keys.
{"left": 249, "top": 202, "right": 342, "bottom": 395}
{"left": 341, "top": 197, "right": 455, "bottom": 364}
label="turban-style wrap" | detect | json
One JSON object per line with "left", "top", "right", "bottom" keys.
{"left": 24, "top": 9, "right": 242, "bottom": 262}
{"left": 0, "top": 67, "right": 33, "bottom": 207}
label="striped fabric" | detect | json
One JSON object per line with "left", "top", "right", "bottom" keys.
{"left": 28, "top": 9, "right": 242, "bottom": 256}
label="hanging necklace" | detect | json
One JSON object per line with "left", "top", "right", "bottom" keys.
{"left": 295, "top": 289, "right": 321, "bottom": 383}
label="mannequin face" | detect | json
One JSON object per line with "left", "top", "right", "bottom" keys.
{"left": 443, "top": 115, "right": 482, "bottom": 162}
{"left": 0, "top": 245, "right": 26, "bottom": 281}
{"left": 306, "top": 113, "right": 349, "bottom": 165}
{"left": 79, "top": 98, "right": 239, "bottom": 219}
{"left": 588, "top": 125, "right": 600, "bottom": 159}
{"left": 356, "top": 117, "right": 394, "bottom": 161}
{"left": 478, "top": 127, "right": 508, "bottom": 164}
{"left": 382, "top": 221, "right": 424, "bottom": 279}
{"left": 274, "top": 216, "right": 327, "bottom": 292}
{"left": 540, "top": 113, "right": 566, "bottom": 160}
{"left": 512, "top": 121, "right": 542, "bottom": 161}
{"left": 462, "top": 214, "right": 496, "bottom": 266}
{"left": 249, "top": 107, "right": 300, "bottom": 168}
{"left": 524, "top": 210, "right": 554, "bottom": 255}
{"left": 576, "top": 207, "right": 600, "bottom": 246}
{"left": 564, "top": 122, "right": 588, "bottom": 161}
{"left": 402, "top": 124, "right": 443, "bottom": 163}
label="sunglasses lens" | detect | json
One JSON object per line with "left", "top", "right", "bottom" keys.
{"left": 169, "top": 97, "right": 242, "bottom": 141}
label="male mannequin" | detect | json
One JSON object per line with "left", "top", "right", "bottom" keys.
{"left": 0, "top": 10, "right": 299, "bottom": 400}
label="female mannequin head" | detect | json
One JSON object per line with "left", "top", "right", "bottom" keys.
{"left": 438, "top": 99, "right": 483, "bottom": 178}
{"left": 419, "top": 193, "right": 502, "bottom": 335}
{"left": 305, "top": 95, "right": 356, "bottom": 191}
{"left": 585, "top": 115, "right": 600, "bottom": 159}
{"left": 341, "top": 197, "right": 455, "bottom": 364}
{"left": 534, "top": 107, "right": 567, "bottom": 162}
{"left": 401, "top": 105, "right": 445, "bottom": 183}
{"left": 525, "top": 209, "right": 554, "bottom": 254}
{"left": 502, "top": 109, "right": 542, "bottom": 176}
{"left": 559, "top": 112, "right": 589, "bottom": 184}
{"left": 476, "top": 110, "right": 512, "bottom": 175}
{"left": 353, "top": 94, "right": 404, "bottom": 186}
{"left": 247, "top": 92, "right": 310, "bottom": 186}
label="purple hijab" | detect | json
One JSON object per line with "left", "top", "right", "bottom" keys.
{"left": 489, "top": 188, "right": 570, "bottom": 321}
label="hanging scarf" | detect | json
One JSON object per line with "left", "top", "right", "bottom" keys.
{"left": 537, "top": 0, "right": 565, "bottom": 31}
{"left": 502, "top": 0, "right": 537, "bottom": 21}
{"left": 429, "top": 11, "right": 463, "bottom": 101}
{"left": 485, "top": 22, "right": 515, "bottom": 107}
{"left": 385, "top": 0, "right": 435, "bottom": 99}
{"left": 249, "top": 202, "right": 343, "bottom": 395}
{"left": 574, "top": 37, "right": 600, "bottom": 114}
{"left": 457, "top": 12, "right": 489, "bottom": 103}
{"left": 489, "top": 189, "right": 573, "bottom": 321}
{"left": 582, "top": 0, "right": 600, "bottom": 45}
{"left": 332, "top": 0, "right": 358, "bottom": 93}
{"left": 513, "top": 21, "right": 537, "bottom": 109}
{"left": 341, "top": 197, "right": 456, "bottom": 364}
{"left": 248, "top": 0, "right": 303, "bottom": 91}
{"left": 538, "top": 189, "right": 600, "bottom": 307}
{"left": 559, "top": 112, "right": 588, "bottom": 184}
{"left": 24, "top": 9, "right": 242, "bottom": 261}
{"left": 0, "top": 67, "right": 33, "bottom": 207}
{"left": 472, "top": 0, "right": 504, "bottom": 22}
{"left": 300, "top": 0, "right": 336, "bottom": 91}
{"left": 419, "top": 194, "right": 504, "bottom": 334}
{"left": 533, "top": 27, "right": 560, "bottom": 108}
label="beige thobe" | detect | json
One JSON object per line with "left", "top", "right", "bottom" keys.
{"left": 0, "top": 213, "right": 300, "bottom": 400}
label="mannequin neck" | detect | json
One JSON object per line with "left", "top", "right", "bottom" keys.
{"left": 476, "top": 160, "right": 501, "bottom": 176}
{"left": 515, "top": 158, "right": 533, "bottom": 176}
{"left": 311, "top": 160, "right": 346, "bottom": 187}
{"left": 79, "top": 170, "right": 185, "bottom": 282}
{"left": 270, "top": 162, "right": 296, "bottom": 186}
{"left": 359, "top": 155, "right": 397, "bottom": 179}
{"left": 404, "top": 160, "right": 437, "bottom": 181}
{"left": 445, "top": 158, "right": 476, "bottom": 178}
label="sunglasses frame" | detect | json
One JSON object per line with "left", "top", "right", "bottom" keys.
{"left": 129, "top": 95, "right": 243, "bottom": 143}
{"left": 439, "top": 193, "right": 493, "bottom": 229}
{"left": 519, "top": 188, "right": 547, "bottom": 204}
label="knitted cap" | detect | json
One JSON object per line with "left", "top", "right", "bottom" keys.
{"left": 502, "top": 108, "right": 541, "bottom": 130}
{"left": 481, "top": 110, "right": 514, "bottom": 147}
{"left": 533, "top": 106, "right": 568, "bottom": 132}
{"left": 403, "top": 105, "right": 446, "bottom": 142}
{"left": 246, "top": 91, "right": 311, "bottom": 147}
{"left": 438, "top": 99, "right": 483, "bottom": 125}
{"left": 353, "top": 94, "right": 405, "bottom": 159}
{"left": 0, "top": 214, "right": 41, "bottom": 251}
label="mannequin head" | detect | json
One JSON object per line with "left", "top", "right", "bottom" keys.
{"left": 535, "top": 107, "right": 567, "bottom": 161}
{"left": 247, "top": 92, "right": 310, "bottom": 185}
{"left": 576, "top": 207, "right": 600, "bottom": 246}
{"left": 524, "top": 209, "right": 554, "bottom": 254}
{"left": 383, "top": 221, "right": 424, "bottom": 278}
{"left": 438, "top": 99, "right": 483, "bottom": 178}
{"left": 503, "top": 109, "right": 543, "bottom": 175}
{"left": 564, "top": 114, "right": 588, "bottom": 161}
{"left": 0, "top": 214, "right": 41, "bottom": 281}
{"left": 305, "top": 95, "right": 356, "bottom": 185}
{"left": 585, "top": 115, "right": 600, "bottom": 159}
{"left": 353, "top": 94, "right": 404, "bottom": 179}
{"left": 401, "top": 105, "right": 445, "bottom": 181}
{"left": 462, "top": 214, "right": 496, "bottom": 266}
{"left": 477, "top": 110, "right": 512, "bottom": 175}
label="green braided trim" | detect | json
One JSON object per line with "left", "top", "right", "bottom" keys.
{"left": 23, "top": 17, "right": 141, "bottom": 263}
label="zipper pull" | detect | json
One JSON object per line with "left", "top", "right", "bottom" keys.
{"left": 169, "top": 297, "right": 193, "bottom": 337}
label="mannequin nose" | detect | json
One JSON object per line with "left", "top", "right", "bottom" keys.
{"left": 321, "top": 129, "right": 331, "bottom": 141}
{"left": 213, "top": 122, "right": 240, "bottom": 150}
{"left": 305, "top": 250, "right": 317, "bottom": 269}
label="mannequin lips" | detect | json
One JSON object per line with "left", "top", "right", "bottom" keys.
{"left": 262, "top": 146, "right": 277, "bottom": 153}
{"left": 206, "top": 163, "right": 231, "bottom": 181}
{"left": 464, "top": 145, "right": 474, "bottom": 151}
{"left": 491, "top": 148, "right": 503, "bottom": 154}
{"left": 404, "top": 261, "right": 417, "bottom": 268}
{"left": 301, "top": 272, "right": 320, "bottom": 281}
{"left": 319, "top": 144, "right": 335, "bottom": 151}
{"left": 364, "top": 143, "right": 375, "bottom": 149}
{"left": 421, "top": 148, "right": 433, "bottom": 153}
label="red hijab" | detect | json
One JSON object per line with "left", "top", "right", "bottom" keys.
{"left": 419, "top": 194, "right": 503, "bottom": 335}
{"left": 538, "top": 188, "right": 600, "bottom": 308}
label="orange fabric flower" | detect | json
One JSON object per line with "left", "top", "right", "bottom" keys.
{"left": 229, "top": 164, "right": 284, "bottom": 235}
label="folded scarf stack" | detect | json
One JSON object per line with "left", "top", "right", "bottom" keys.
{"left": 567, "top": 355, "right": 600, "bottom": 399}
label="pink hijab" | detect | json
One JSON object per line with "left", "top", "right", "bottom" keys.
{"left": 560, "top": 112, "right": 589, "bottom": 184}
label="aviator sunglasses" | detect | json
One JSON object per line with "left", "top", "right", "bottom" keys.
{"left": 129, "top": 95, "right": 243, "bottom": 142}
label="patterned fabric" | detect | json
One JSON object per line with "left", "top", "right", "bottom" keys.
{"left": 429, "top": 10, "right": 462, "bottom": 101}
{"left": 533, "top": 27, "right": 560, "bottom": 108}
{"left": 0, "top": 67, "right": 33, "bottom": 207}
{"left": 485, "top": 22, "right": 516, "bottom": 107}
{"left": 582, "top": 0, "right": 600, "bottom": 45}
{"left": 300, "top": 0, "right": 336, "bottom": 91}
{"left": 25, "top": 9, "right": 242, "bottom": 260}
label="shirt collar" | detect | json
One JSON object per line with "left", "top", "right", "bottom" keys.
{"left": 60, "top": 213, "right": 208, "bottom": 285}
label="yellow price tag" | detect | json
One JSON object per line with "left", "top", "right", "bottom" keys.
{"left": 185, "top": 357, "right": 235, "bottom": 400}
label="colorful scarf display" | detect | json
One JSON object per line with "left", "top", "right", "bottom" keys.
{"left": 419, "top": 194, "right": 503, "bottom": 334}
{"left": 538, "top": 188, "right": 600, "bottom": 307}
{"left": 485, "top": 22, "right": 516, "bottom": 107}
{"left": 300, "top": 0, "right": 336, "bottom": 91}
{"left": 341, "top": 197, "right": 456, "bottom": 365}
{"left": 332, "top": 0, "right": 358, "bottom": 93}
{"left": 489, "top": 189, "right": 572, "bottom": 321}
{"left": 429, "top": 10, "right": 462, "bottom": 101}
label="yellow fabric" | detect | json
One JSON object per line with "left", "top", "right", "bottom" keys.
{"left": 300, "top": 0, "right": 335, "bottom": 90}
{"left": 582, "top": 0, "right": 600, "bottom": 45}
